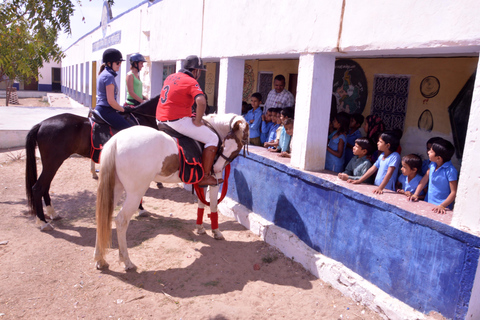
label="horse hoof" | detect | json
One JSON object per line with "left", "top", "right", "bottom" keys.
{"left": 196, "top": 224, "right": 206, "bottom": 235}
{"left": 40, "top": 222, "right": 54, "bottom": 232}
{"left": 138, "top": 209, "right": 149, "bottom": 217}
{"left": 212, "top": 229, "right": 225, "bottom": 240}
{"left": 124, "top": 262, "right": 137, "bottom": 271}
{"left": 95, "top": 260, "right": 109, "bottom": 270}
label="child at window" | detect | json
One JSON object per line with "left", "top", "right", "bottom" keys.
{"left": 396, "top": 154, "right": 425, "bottom": 199}
{"left": 421, "top": 137, "right": 442, "bottom": 176}
{"left": 279, "top": 119, "right": 294, "bottom": 158}
{"left": 243, "top": 92, "right": 263, "bottom": 146}
{"left": 270, "top": 118, "right": 293, "bottom": 154}
{"left": 409, "top": 139, "right": 458, "bottom": 214}
{"left": 338, "top": 137, "right": 374, "bottom": 183}
{"left": 345, "top": 113, "right": 364, "bottom": 165}
{"left": 325, "top": 112, "right": 350, "bottom": 173}
{"left": 264, "top": 108, "right": 282, "bottom": 149}
{"left": 260, "top": 109, "right": 273, "bottom": 145}
{"left": 349, "top": 131, "right": 401, "bottom": 194}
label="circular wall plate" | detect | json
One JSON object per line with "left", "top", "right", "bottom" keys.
{"left": 420, "top": 76, "right": 440, "bottom": 98}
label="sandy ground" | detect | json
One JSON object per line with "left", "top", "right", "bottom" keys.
{"left": 0, "top": 148, "right": 387, "bottom": 320}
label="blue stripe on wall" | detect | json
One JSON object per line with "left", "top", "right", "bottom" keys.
{"left": 38, "top": 84, "right": 52, "bottom": 91}
{"left": 228, "top": 152, "right": 479, "bottom": 319}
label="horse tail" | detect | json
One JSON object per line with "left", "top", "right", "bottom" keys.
{"left": 25, "top": 123, "right": 41, "bottom": 215}
{"left": 95, "top": 138, "right": 117, "bottom": 258}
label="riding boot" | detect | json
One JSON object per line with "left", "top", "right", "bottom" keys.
{"left": 198, "top": 146, "right": 224, "bottom": 186}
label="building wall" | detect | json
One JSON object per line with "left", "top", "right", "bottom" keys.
{"left": 228, "top": 152, "right": 480, "bottom": 319}
{"left": 60, "top": 1, "right": 480, "bottom": 318}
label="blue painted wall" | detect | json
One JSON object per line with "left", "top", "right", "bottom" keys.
{"left": 228, "top": 153, "right": 480, "bottom": 319}
{"left": 38, "top": 84, "right": 52, "bottom": 92}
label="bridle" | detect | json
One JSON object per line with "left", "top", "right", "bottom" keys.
{"left": 204, "top": 116, "right": 249, "bottom": 168}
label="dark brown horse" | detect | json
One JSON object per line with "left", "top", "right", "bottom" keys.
{"left": 25, "top": 96, "right": 159, "bottom": 230}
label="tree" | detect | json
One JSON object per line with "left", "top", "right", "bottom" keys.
{"left": 0, "top": 0, "right": 114, "bottom": 105}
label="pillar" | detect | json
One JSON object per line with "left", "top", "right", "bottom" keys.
{"left": 150, "top": 61, "right": 164, "bottom": 97}
{"left": 217, "top": 57, "right": 244, "bottom": 115}
{"left": 453, "top": 56, "right": 480, "bottom": 319}
{"left": 290, "top": 53, "right": 336, "bottom": 171}
{"left": 176, "top": 59, "right": 183, "bottom": 72}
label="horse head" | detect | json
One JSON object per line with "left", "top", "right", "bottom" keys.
{"left": 204, "top": 114, "right": 249, "bottom": 173}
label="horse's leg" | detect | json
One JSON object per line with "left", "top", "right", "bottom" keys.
{"left": 208, "top": 185, "right": 224, "bottom": 240}
{"left": 196, "top": 187, "right": 207, "bottom": 235}
{"left": 115, "top": 191, "right": 142, "bottom": 271}
{"left": 42, "top": 181, "right": 60, "bottom": 220}
{"left": 137, "top": 198, "right": 148, "bottom": 217}
{"left": 33, "top": 159, "right": 64, "bottom": 231}
{"left": 91, "top": 160, "right": 98, "bottom": 180}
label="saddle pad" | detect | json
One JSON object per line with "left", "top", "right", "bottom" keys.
{"left": 89, "top": 112, "right": 140, "bottom": 163}
{"left": 158, "top": 123, "right": 204, "bottom": 184}
{"left": 90, "top": 119, "right": 115, "bottom": 164}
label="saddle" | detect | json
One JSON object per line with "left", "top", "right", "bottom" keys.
{"left": 89, "top": 109, "right": 139, "bottom": 163}
{"left": 157, "top": 122, "right": 221, "bottom": 185}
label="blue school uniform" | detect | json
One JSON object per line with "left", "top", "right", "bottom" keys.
{"left": 421, "top": 159, "right": 430, "bottom": 176}
{"left": 278, "top": 127, "right": 291, "bottom": 152}
{"left": 426, "top": 161, "right": 458, "bottom": 209}
{"left": 261, "top": 121, "right": 273, "bottom": 144}
{"left": 345, "top": 129, "right": 362, "bottom": 165}
{"left": 325, "top": 130, "right": 347, "bottom": 173}
{"left": 243, "top": 108, "right": 262, "bottom": 139}
{"left": 397, "top": 174, "right": 424, "bottom": 195}
{"left": 267, "top": 123, "right": 280, "bottom": 143}
{"left": 374, "top": 152, "right": 401, "bottom": 191}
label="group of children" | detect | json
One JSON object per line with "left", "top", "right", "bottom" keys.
{"left": 329, "top": 111, "right": 458, "bottom": 214}
{"left": 243, "top": 92, "right": 294, "bottom": 158}
{"left": 244, "top": 96, "right": 458, "bottom": 214}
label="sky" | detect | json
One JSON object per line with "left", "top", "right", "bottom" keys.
{"left": 57, "top": 0, "right": 146, "bottom": 50}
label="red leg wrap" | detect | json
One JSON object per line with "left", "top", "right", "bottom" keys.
{"left": 196, "top": 208, "right": 205, "bottom": 225}
{"left": 209, "top": 212, "right": 219, "bottom": 230}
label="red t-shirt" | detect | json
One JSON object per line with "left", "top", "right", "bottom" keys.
{"left": 156, "top": 71, "right": 204, "bottom": 121}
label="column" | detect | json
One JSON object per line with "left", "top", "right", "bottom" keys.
{"left": 176, "top": 59, "right": 183, "bottom": 72}
{"left": 217, "top": 57, "right": 244, "bottom": 115}
{"left": 290, "top": 53, "right": 336, "bottom": 171}
{"left": 149, "top": 62, "right": 164, "bottom": 98}
{"left": 453, "top": 56, "right": 480, "bottom": 319}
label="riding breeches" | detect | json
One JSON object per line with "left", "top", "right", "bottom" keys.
{"left": 95, "top": 105, "right": 133, "bottom": 131}
{"left": 158, "top": 117, "right": 219, "bottom": 148}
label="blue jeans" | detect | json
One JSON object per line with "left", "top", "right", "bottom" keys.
{"left": 95, "top": 105, "right": 133, "bottom": 131}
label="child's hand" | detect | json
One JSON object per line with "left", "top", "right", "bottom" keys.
{"left": 404, "top": 191, "right": 412, "bottom": 197}
{"left": 261, "top": 114, "right": 265, "bottom": 121}
{"left": 279, "top": 151, "right": 290, "bottom": 158}
{"left": 249, "top": 119, "right": 254, "bottom": 124}
{"left": 408, "top": 194, "right": 419, "bottom": 202}
{"left": 268, "top": 147, "right": 277, "bottom": 152}
{"left": 396, "top": 189, "right": 405, "bottom": 194}
{"left": 338, "top": 173, "right": 348, "bottom": 181}
{"left": 432, "top": 205, "right": 447, "bottom": 214}
{"left": 347, "top": 179, "right": 360, "bottom": 184}
{"left": 373, "top": 188, "right": 384, "bottom": 194}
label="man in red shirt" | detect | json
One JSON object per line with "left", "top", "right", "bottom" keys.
{"left": 156, "top": 55, "right": 223, "bottom": 186}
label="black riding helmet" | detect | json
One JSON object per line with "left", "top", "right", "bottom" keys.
{"left": 183, "top": 55, "right": 206, "bottom": 71}
{"left": 130, "top": 53, "right": 146, "bottom": 71}
{"left": 102, "top": 48, "right": 124, "bottom": 64}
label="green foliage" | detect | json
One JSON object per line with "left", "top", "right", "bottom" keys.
{"left": 0, "top": 0, "right": 115, "bottom": 83}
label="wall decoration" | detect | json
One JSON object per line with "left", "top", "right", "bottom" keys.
{"left": 448, "top": 72, "right": 475, "bottom": 159}
{"left": 242, "top": 64, "right": 254, "bottom": 102}
{"left": 420, "top": 76, "right": 440, "bottom": 98}
{"left": 258, "top": 72, "right": 273, "bottom": 105}
{"left": 332, "top": 59, "right": 368, "bottom": 115}
{"left": 418, "top": 109, "right": 434, "bottom": 132}
{"left": 371, "top": 75, "right": 410, "bottom": 131}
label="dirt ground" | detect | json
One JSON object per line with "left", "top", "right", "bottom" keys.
{"left": 0, "top": 147, "right": 389, "bottom": 320}
{"left": 0, "top": 97, "right": 51, "bottom": 107}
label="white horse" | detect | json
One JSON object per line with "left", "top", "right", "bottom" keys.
{"left": 94, "top": 113, "right": 248, "bottom": 270}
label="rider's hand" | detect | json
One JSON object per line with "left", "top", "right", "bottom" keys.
{"left": 192, "top": 118, "right": 203, "bottom": 127}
